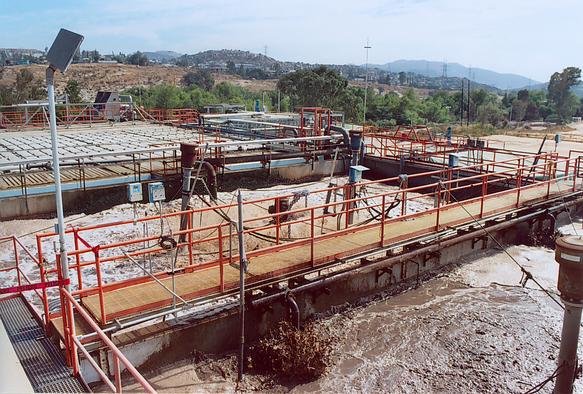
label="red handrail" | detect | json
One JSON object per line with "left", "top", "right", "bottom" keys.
{"left": 61, "top": 289, "right": 155, "bottom": 393}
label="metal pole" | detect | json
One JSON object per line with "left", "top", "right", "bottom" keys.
{"left": 363, "top": 41, "right": 371, "bottom": 125}
{"left": 555, "top": 304, "right": 582, "bottom": 393}
{"left": 47, "top": 66, "right": 70, "bottom": 291}
{"left": 237, "top": 190, "right": 247, "bottom": 381}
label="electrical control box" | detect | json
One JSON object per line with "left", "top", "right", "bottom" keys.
{"left": 127, "top": 182, "right": 143, "bottom": 203}
{"left": 148, "top": 182, "right": 166, "bottom": 203}
{"left": 349, "top": 165, "right": 369, "bottom": 183}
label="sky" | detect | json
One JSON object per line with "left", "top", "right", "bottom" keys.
{"left": 0, "top": 0, "right": 581, "bottom": 82}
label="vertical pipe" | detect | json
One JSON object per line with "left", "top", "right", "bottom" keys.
{"left": 237, "top": 190, "right": 246, "bottom": 382}
{"left": 555, "top": 304, "right": 582, "bottom": 393}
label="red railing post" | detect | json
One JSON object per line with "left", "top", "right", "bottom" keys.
{"left": 73, "top": 229, "right": 83, "bottom": 295}
{"left": 435, "top": 183, "right": 441, "bottom": 231}
{"left": 12, "top": 237, "right": 21, "bottom": 287}
{"left": 56, "top": 254, "right": 71, "bottom": 366}
{"left": 113, "top": 356, "right": 122, "bottom": 392}
{"left": 516, "top": 167, "right": 522, "bottom": 208}
{"left": 94, "top": 246, "right": 107, "bottom": 326}
{"left": 310, "top": 208, "right": 315, "bottom": 266}
{"left": 574, "top": 157, "right": 579, "bottom": 192}
{"left": 380, "top": 195, "right": 386, "bottom": 247}
{"left": 65, "top": 290, "right": 79, "bottom": 376}
{"left": 187, "top": 212, "right": 193, "bottom": 266}
{"left": 480, "top": 175, "right": 486, "bottom": 218}
{"left": 275, "top": 198, "right": 281, "bottom": 245}
{"left": 36, "top": 235, "right": 50, "bottom": 327}
{"left": 218, "top": 224, "right": 224, "bottom": 292}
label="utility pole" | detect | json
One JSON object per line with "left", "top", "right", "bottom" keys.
{"left": 467, "top": 79, "right": 471, "bottom": 127}
{"left": 363, "top": 39, "right": 372, "bottom": 125}
{"left": 460, "top": 79, "right": 464, "bottom": 126}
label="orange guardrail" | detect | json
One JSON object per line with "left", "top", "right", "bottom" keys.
{"left": 25, "top": 152, "right": 576, "bottom": 325}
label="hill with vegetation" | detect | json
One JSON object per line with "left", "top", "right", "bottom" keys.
{"left": 375, "top": 59, "right": 539, "bottom": 90}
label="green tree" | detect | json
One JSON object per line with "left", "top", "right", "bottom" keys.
{"left": 14, "top": 69, "right": 45, "bottom": 103}
{"left": 126, "top": 51, "right": 149, "bottom": 66}
{"left": 65, "top": 80, "right": 82, "bottom": 103}
{"left": 511, "top": 99, "right": 527, "bottom": 122}
{"left": 478, "top": 102, "right": 505, "bottom": 126}
{"left": 548, "top": 67, "right": 581, "bottom": 122}
{"left": 182, "top": 69, "right": 214, "bottom": 90}
{"left": 226, "top": 61, "right": 236, "bottom": 74}
{"left": 517, "top": 89, "right": 529, "bottom": 101}
{"left": 90, "top": 50, "right": 100, "bottom": 63}
{"left": 398, "top": 72, "right": 407, "bottom": 85}
{"left": 277, "top": 66, "right": 348, "bottom": 108}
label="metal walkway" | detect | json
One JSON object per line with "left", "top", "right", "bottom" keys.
{"left": 0, "top": 295, "right": 86, "bottom": 393}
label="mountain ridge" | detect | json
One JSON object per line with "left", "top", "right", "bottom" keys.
{"left": 372, "top": 59, "right": 540, "bottom": 90}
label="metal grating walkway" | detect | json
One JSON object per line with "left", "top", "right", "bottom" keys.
{"left": 0, "top": 296, "right": 86, "bottom": 393}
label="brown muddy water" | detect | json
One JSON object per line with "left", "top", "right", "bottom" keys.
{"left": 118, "top": 222, "right": 583, "bottom": 393}
{"left": 3, "top": 181, "right": 580, "bottom": 393}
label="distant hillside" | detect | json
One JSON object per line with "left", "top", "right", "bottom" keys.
{"left": 143, "top": 50, "right": 183, "bottom": 62}
{"left": 176, "top": 49, "right": 276, "bottom": 67}
{"left": 373, "top": 60, "right": 538, "bottom": 90}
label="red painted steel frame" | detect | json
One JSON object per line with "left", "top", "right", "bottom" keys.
{"left": 21, "top": 152, "right": 573, "bottom": 328}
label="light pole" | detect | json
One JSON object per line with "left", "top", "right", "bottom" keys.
{"left": 363, "top": 40, "right": 372, "bottom": 126}
{"left": 46, "top": 28, "right": 84, "bottom": 292}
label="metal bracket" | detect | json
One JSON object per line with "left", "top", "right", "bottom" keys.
{"left": 375, "top": 268, "right": 393, "bottom": 284}
{"left": 472, "top": 235, "right": 488, "bottom": 249}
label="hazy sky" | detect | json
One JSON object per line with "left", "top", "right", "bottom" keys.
{"left": 1, "top": 0, "right": 581, "bottom": 82}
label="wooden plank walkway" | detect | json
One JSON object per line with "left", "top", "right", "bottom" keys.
{"left": 81, "top": 181, "right": 569, "bottom": 324}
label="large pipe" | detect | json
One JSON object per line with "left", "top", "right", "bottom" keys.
{"left": 554, "top": 235, "right": 583, "bottom": 393}
{"left": 330, "top": 125, "right": 350, "bottom": 147}
{"left": 179, "top": 144, "right": 197, "bottom": 243}
{"left": 196, "top": 160, "right": 218, "bottom": 201}
{"left": 286, "top": 293, "right": 300, "bottom": 329}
